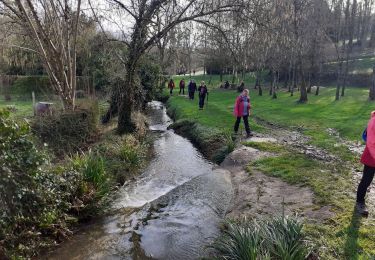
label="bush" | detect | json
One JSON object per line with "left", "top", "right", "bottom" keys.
{"left": 212, "top": 215, "right": 308, "bottom": 260}
{"left": 94, "top": 134, "right": 146, "bottom": 185}
{"left": 32, "top": 100, "right": 99, "bottom": 154}
{"left": 0, "top": 109, "right": 47, "bottom": 223}
{"left": 0, "top": 109, "right": 110, "bottom": 258}
{"left": 0, "top": 108, "right": 67, "bottom": 257}
{"left": 69, "top": 151, "right": 109, "bottom": 218}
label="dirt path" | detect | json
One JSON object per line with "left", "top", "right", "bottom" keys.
{"left": 225, "top": 118, "right": 374, "bottom": 221}
{"left": 221, "top": 145, "right": 334, "bottom": 222}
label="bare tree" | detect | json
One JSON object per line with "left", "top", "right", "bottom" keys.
{"left": 94, "top": 0, "right": 243, "bottom": 133}
{"left": 0, "top": 0, "right": 82, "bottom": 110}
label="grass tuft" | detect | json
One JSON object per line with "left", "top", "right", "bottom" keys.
{"left": 212, "top": 215, "right": 308, "bottom": 260}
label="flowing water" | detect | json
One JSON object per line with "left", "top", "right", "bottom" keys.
{"left": 44, "top": 101, "right": 233, "bottom": 260}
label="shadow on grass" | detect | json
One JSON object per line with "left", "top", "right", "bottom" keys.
{"left": 344, "top": 208, "right": 362, "bottom": 260}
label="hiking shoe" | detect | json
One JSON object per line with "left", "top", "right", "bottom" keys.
{"left": 246, "top": 133, "right": 254, "bottom": 138}
{"left": 355, "top": 202, "right": 369, "bottom": 217}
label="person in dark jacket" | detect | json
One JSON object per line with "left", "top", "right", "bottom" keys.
{"left": 233, "top": 89, "right": 253, "bottom": 138}
{"left": 188, "top": 80, "right": 197, "bottom": 100}
{"left": 224, "top": 80, "right": 230, "bottom": 89}
{"left": 179, "top": 79, "right": 185, "bottom": 95}
{"left": 356, "top": 111, "right": 375, "bottom": 216}
{"left": 198, "top": 81, "right": 208, "bottom": 109}
{"left": 237, "top": 80, "right": 245, "bottom": 92}
{"left": 168, "top": 79, "right": 175, "bottom": 95}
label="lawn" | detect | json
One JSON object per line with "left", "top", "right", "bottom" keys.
{"left": 168, "top": 77, "right": 375, "bottom": 259}
{"left": 168, "top": 81, "right": 374, "bottom": 142}
{"left": 0, "top": 97, "right": 34, "bottom": 119}
{"left": 0, "top": 96, "right": 109, "bottom": 120}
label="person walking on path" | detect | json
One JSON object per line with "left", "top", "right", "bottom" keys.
{"left": 188, "top": 80, "right": 197, "bottom": 100}
{"left": 356, "top": 111, "right": 375, "bottom": 216}
{"left": 198, "top": 81, "right": 208, "bottom": 110}
{"left": 179, "top": 79, "right": 185, "bottom": 95}
{"left": 168, "top": 79, "right": 175, "bottom": 95}
{"left": 233, "top": 89, "right": 253, "bottom": 138}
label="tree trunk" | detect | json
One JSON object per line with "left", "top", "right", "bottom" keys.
{"left": 369, "top": 64, "right": 375, "bottom": 101}
{"left": 117, "top": 65, "right": 137, "bottom": 134}
{"left": 315, "top": 86, "right": 320, "bottom": 96}
{"left": 307, "top": 73, "right": 312, "bottom": 93}
{"left": 254, "top": 70, "right": 260, "bottom": 89}
{"left": 232, "top": 66, "right": 236, "bottom": 84}
{"left": 336, "top": 61, "right": 343, "bottom": 101}
{"left": 341, "top": 59, "right": 349, "bottom": 97}
{"left": 272, "top": 72, "right": 277, "bottom": 99}
{"left": 299, "top": 79, "right": 308, "bottom": 103}
{"left": 291, "top": 63, "right": 297, "bottom": 97}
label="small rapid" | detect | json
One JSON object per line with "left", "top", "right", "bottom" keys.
{"left": 44, "top": 101, "right": 233, "bottom": 260}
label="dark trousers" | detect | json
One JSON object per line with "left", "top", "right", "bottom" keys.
{"left": 189, "top": 91, "right": 195, "bottom": 100}
{"left": 179, "top": 87, "right": 185, "bottom": 95}
{"left": 234, "top": 115, "right": 251, "bottom": 135}
{"left": 199, "top": 94, "right": 206, "bottom": 108}
{"left": 169, "top": 88, "right": 173, "bottom": 95}
{"left": 357, "top": 165, "right": 375, "bottom": 203}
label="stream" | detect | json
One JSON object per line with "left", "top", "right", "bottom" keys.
{"left": 44, "top": 101, "right": 233, "bottom": 260}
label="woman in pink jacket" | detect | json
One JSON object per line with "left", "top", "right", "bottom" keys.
{"left": 233, "top": 89, "right": 253, "bottom": 138}
{"left": 357, "top": 111, "right": 375, "bottom": 216}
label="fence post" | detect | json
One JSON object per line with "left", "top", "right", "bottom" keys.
{"left": 32, "top": 91, "right": 36, "bottom": 116}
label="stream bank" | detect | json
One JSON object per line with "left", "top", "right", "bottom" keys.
{"left": 44, "top": 101, "right": 234, "bottom": 259}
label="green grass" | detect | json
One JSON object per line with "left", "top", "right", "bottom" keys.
{"left": 0, "top": 96, "right": 109, "bottom": 120}
{"left": 168, "top": 75, "right": 375, "bottom": 259}
{"left": 249, "top": 151, "right": 374, "bottom": 259}
{"left": 168, "top": 81, "right": 373, "bottom": 161}
{"left": 0, "top": 97, "right": 34, "bottom": 119}
{"left": 243, "top": 141, "right": 286, "bottom": 153}
{"left": 323, "top": 56, "right": 375, "bottom": 74}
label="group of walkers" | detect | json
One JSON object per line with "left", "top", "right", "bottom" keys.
{"left": 168, "top": 78, "right": 253, "bottom": 137}
{"left": 168, "top": 79, "right": 208, "bottom": 109}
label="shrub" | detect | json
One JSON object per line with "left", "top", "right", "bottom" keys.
{"left": 212, "top": 216, "right": 308, "bottom": 260}
{"left": 0, "top": 109, "right": 109, "bottom": 258}
{"left": 0, "top": 108, "right": 70, "bottom": 257}
{"left": 69, "top": 151, "right": 109, "bottom": 218}
{"left": 0, "top": 109, "right": 47, "bottom": 222}
{"left": 32, "top": 100, "right": 99, "bottom": 154}
{"left": 94, "top": 134, "right": 146, "bottom": 185}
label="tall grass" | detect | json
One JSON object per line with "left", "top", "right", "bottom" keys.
{"left": 212, "top": 216, "right": 308, "bottom": 260}
{"left": 70, "top": 151, "right": 109, "bottom": 197}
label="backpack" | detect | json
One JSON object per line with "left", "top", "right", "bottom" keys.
{"left": 363, "top": 128, "right": 367, "bottom": 142}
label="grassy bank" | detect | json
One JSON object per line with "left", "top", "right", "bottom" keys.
{"left": 0, "top": 101, "right": 150, "bottom": 259}
{"left": 167, "top": 82, "right": 374, "bottom": 160}
{"left": 167, "top": 78, "right": 375, "bottom": 259}
{"left": 244, "top": 141, "right": 374, "bottom": 259}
